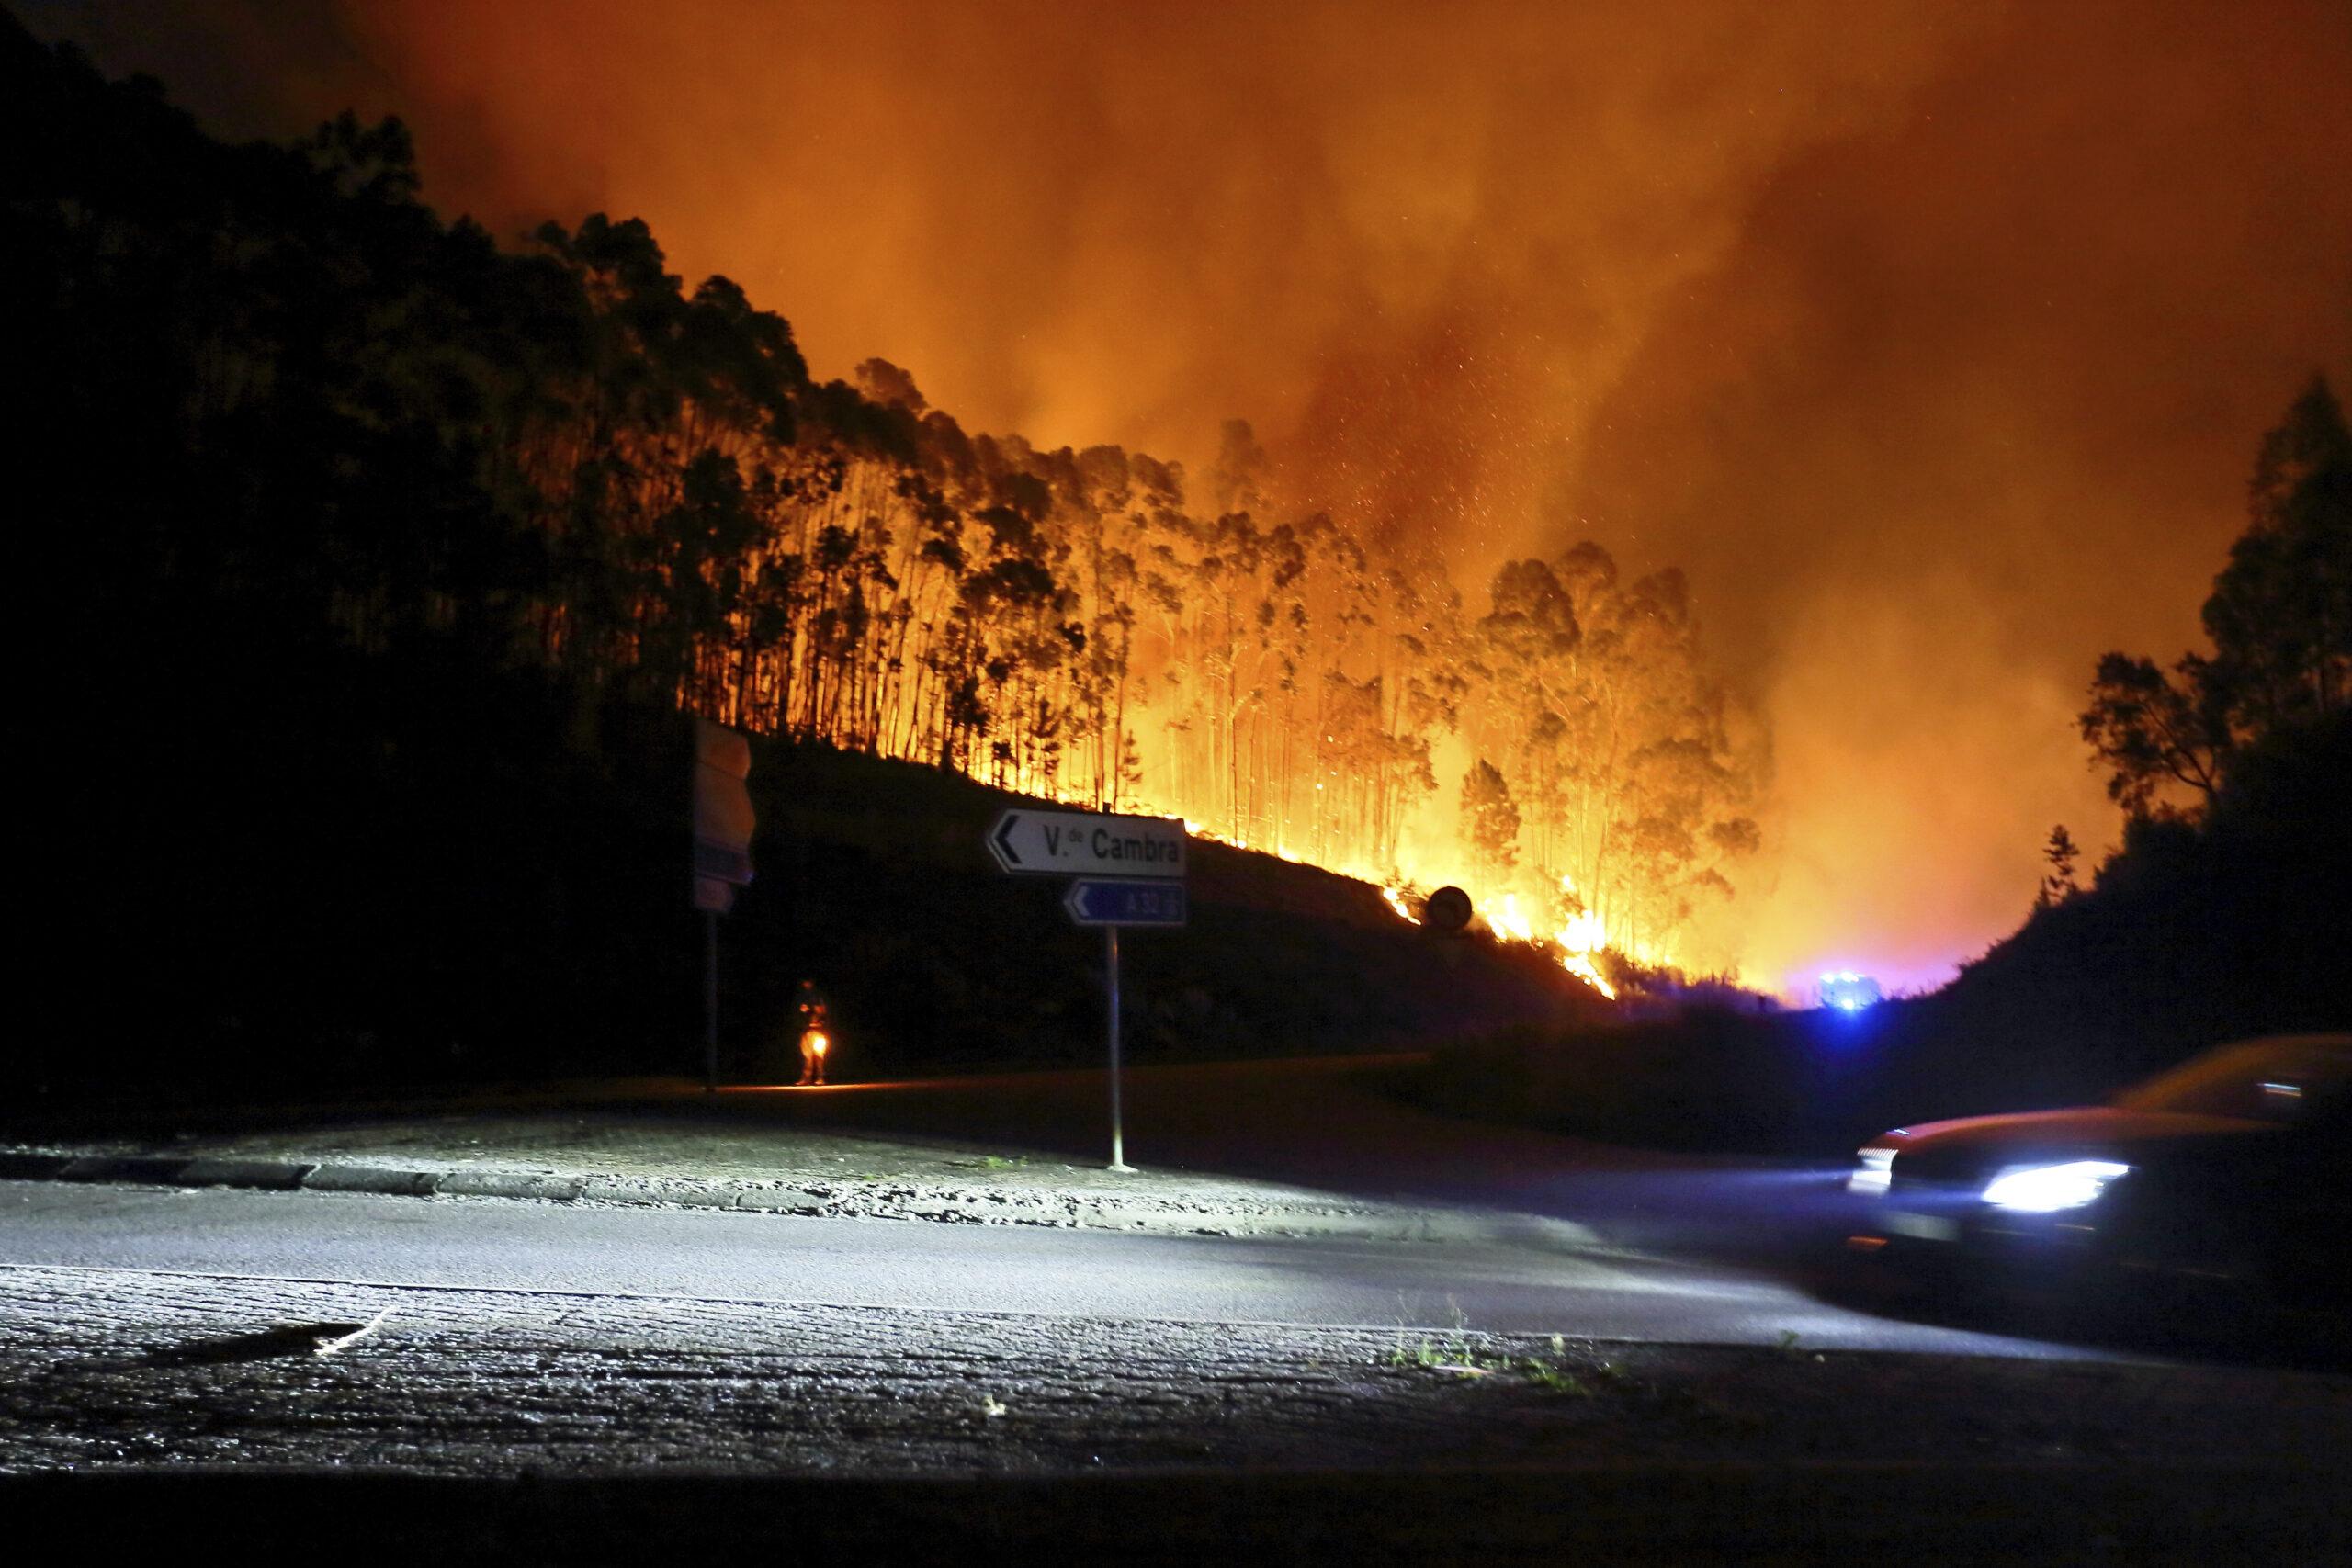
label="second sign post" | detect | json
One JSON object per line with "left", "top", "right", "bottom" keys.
{"left": 988, "top": 808, "right": 1188, "bottom": 1171}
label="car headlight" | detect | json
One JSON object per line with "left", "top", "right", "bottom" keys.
{"left": 1980, "top": 1160, "right": 2130, "bottom": 1212}
{"left": 1849, "top": 1146, "right": 1895, "bottom": 1196}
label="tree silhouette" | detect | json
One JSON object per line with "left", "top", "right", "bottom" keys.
{"left": 2083, "top": 377, "right": 2352, "bottom": 818}
{"left": 1461, "top": 759, "right": 1522, "bottom": 883}
{"left": 2036, "top": 824, "right": 2081, "bottom": 908}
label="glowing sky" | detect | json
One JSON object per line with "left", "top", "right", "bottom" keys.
{"left": 29, "top": 0, "right": 2351, "bottom": 993}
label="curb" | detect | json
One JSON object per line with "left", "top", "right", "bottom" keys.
{"left": 300, "top": 1164, "right": 438, "bottom": 1196}
{"left": 0, "top": 1154, "right": 321, "bottom": 1190}
{"left": 0, "top": 1150, "right": 1607, "bottom": 1250}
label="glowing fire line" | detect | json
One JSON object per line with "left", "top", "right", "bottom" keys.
{"left": 1041, "top": 791, "right": 1633, "bottom": 1002}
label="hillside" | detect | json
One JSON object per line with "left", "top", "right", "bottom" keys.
{"left": 736, "top": 739, "right": 1605, "bottom": 1080}
{"left": 38, "top": 632, "right": 1600, "bottom": 1103}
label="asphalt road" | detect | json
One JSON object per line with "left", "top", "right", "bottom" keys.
{"left": 0, "top": 1179, "right": 2087, "bottom": 1356}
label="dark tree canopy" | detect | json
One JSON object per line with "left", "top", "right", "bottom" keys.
{"left": 2081, "top": 376, "right": 2352, "bottom": 819}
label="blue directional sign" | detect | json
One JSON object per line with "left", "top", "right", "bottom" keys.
{"left": 1063, "top": 878, "right": 1188, "bottom": 928}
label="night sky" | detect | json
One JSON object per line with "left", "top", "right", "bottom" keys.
{"left": 29, "top": 0, "right": 2350, "bottom": 991}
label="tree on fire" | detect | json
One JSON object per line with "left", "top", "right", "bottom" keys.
{"left": 2081, "top": 376, "right": 2352, "bottom": 819}
{"left": 1460, "top": 551, "right": 1763, "bottom": 957}
{"left": 1460, "top": 761, "right": 1521, "bottom": 886}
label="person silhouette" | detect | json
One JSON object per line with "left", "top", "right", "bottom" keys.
{"left": 794, "top": 980, "right": 831, "bottom": 1086}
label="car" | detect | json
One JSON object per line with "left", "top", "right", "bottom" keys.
{"left": 1843, "top": 1032, "right": 2352, "bottom": 1333}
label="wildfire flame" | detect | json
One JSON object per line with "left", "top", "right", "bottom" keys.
{"left": 1422, "top": 888, "right": 1616, "bottom": 1000}
{"left": 1556, "top": 910, "right": 1608, "bottom": 952}
{"left": 1553, "top": 934, "right": 1618, "bottom": 1000}
{"left": 1495, "top": 894, "right": 1534, "bottom": 943}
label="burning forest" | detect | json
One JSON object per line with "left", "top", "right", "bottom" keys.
{"left": 13, "top": 0, "right": 2347, "bottom": 1028}
{"left": 405, "top": 212, "right": 1769, "bottom": 990}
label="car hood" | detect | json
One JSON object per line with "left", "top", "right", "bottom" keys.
{"left": 1865, "top": 1106, "right": 2276, "bottom": 1183}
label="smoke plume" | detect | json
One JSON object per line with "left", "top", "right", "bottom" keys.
{"left": 27, "top": 0, "right": 2351, "bottom": 992}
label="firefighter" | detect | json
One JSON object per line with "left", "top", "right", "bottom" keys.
{"left": 794, "top": 979, "right": 831, "bottom": 1087}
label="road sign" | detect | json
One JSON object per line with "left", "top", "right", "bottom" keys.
{"left": 984, "top": 808, "right": 1187, "bottom": 1176}
{"left": 986, "top": 808, "right": 1186, "bottom": 879}
{"left": 1063, "top": 878, "right": 1188, "bottom": 928}
{"left": 693, "top": 718, "right": 756, "bottom": 916}
{"left": 1422, "top": 885, "right": 1473, "bottom": 933}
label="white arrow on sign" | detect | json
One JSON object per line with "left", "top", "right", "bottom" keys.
{"left": 987, "top": 808, "right": 1187, "bottom": 879}
{"left": 1063, "top": 878, "right": 1188, "bottom": 927}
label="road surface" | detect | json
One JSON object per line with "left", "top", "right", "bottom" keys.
{"left": 0, "top": 1179, "right": 2081, "bottom": 1354}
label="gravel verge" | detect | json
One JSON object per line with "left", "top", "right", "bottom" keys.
{"left": 0, "top": 1116, "right": 1604, "bottom": 1247}
{"left": 9, "top": 1264, "right": 2348, "bottom": 1562}
{"left": 6, "top": 1263, "right": 2351, "bottom": 1476}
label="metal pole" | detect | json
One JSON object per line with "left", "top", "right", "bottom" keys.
{"left": 1106, "top": 923, "right": 1132, "bottom": 1171}
{"left": 703, "top": 909, "right": 719, "bottom": 1094}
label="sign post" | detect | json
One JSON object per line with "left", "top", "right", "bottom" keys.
{"left": 692, "top": 720, "right": 756, "bottom": 1094}
{"left": 989, "top": 809, "right": 1186, "bottom": 1171}
{"left": 1106, "top": 927, "right": 1123, "bottom": 1170}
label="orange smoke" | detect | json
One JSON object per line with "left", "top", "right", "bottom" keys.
{"left": 34, "top": 0, "right": 2352, "bottom": 995}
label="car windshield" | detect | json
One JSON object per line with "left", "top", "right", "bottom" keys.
{"left": 2113, "top": 1036, "right": 2352, "bottom": 1122}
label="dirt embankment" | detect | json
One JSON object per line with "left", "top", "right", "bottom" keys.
{"left": 734, "top": 744, "right": 1602, "bottom": 1079}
